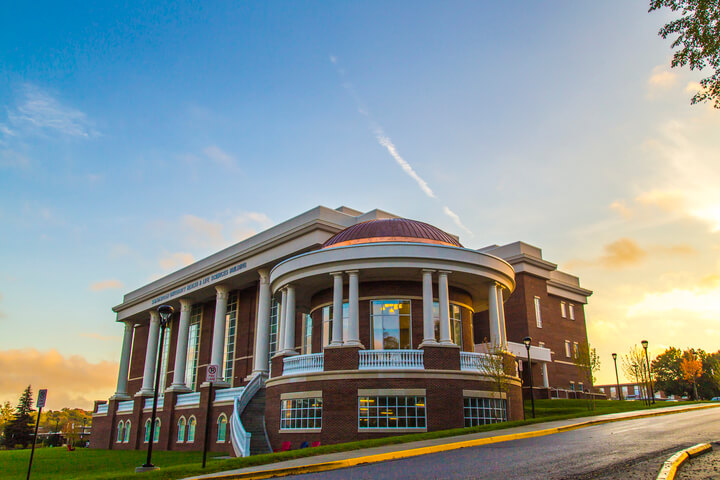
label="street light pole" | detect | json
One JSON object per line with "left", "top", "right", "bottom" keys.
{"left": 523, "top": 336, "right": 535, "bottom": 419}
{"left": 612, "top": 353, "right": 623, "bottom": 401}
{"left": 137, "top": 304, "right": 174, "bottom": 473}
{"left": 641, "top": 340, "right": 655, "bottom": 405}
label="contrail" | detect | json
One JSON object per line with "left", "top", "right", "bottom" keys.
{"left": 330, "top": 54, "right": 473, "bottom": 237}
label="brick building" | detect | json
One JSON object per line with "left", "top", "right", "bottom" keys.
{"left": 89, "top": 205, "right": 592, "bottom": 455}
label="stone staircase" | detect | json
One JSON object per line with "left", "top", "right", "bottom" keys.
{"left": 240, "top": 387, "right": 272, "bottom": 455}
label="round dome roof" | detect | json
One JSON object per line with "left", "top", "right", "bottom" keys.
{"left": 322, "top": 218, "right": 462, "bottom": 249}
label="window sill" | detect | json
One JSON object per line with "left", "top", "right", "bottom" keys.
{"left": 278, "top": 428, "right": 322, "bottom": 434}
{"left": 358, "top": 428, "right": 426, "bottom": 433}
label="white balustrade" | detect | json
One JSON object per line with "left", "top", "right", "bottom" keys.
{"left": 175, "top": 392, "right": 201, "bottom": 407}
{"left": 230, "top": 373, "right": 265, "bottom": 457}
{"left": 96, "top": 404, "right": 108, "bottom": 414}
{"left": 460, "top": 352, "right": 490, "bottom": 373}
{"left": 359, "top": 350, "right": 424, "bottom": 370}
{"left": 143, "top": 396, "right": 164, "bottom": 410}
{"left": 116, "top": 400, "right": 134, "bottom": 413}
{"left": 282, "top": 353, "right": 324, "bottom": 375}
{"left": 214, "top": 386, "right": 245, "bottom": 403}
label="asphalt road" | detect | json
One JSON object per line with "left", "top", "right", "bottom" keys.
{"left": 281, "top": 408, "right": 720, "bottom": 480}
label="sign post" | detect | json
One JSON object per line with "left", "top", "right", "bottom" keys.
{"left": 202, "top": 365, "right": 219, "bottom": 468}
{"left": 27, "top": 389, "right": 47, "bottom": 480}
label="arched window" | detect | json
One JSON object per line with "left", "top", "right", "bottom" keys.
{"left": 144, "top": 419, "right": 151, "bottom": 443}
{"left": 177, "top": 416, "right": 186, "bottom": 443}
{"left": 153, "top": 418, "right": 161, "bottom": 443}
{"left": 123, "top": 420, "right": 131, "bottom": 443}
{"left": 217, "top": 414, "right": 228, "bottom": 443}
{"left": 187, "top": 416, "right": 197, "bottom": 443}
{"left": 116, "top": 420, "right": 125, "bottom": 443}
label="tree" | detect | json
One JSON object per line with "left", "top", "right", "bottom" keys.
{"left": 0, "top": 401, "right": 13, "bottom": 442}
{"left": 622, "top": 345, "right": 651, "bottom": 403}
{"left": 649, "top": 0, "right": 720, "bottom": 108}
{"left": 681, "top": 349, "right": 703, "bottom": 400}
{"left": 572, "top": 340, "right": 601, "bottom": 410}
{"left": 651, "top": 347, "right": 687, "bottom": 397}
{"left": 2, "top": 386, "right": 35, "bottom": 449}
{"left": 479, "top": 340, "right": 517, "bottom": 422}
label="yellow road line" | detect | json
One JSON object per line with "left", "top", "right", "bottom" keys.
{"left": 656, "top": 442, "right": 712, "bottom": 480}
{"left": 190, "top": 404, "right": 719, "bottom": 480}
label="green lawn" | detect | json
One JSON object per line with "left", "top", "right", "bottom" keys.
{"left": 0, "top": 399, "right": 707, "bottom": 480}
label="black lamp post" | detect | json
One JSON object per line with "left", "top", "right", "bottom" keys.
{"left": 138, "top": 304, "right": 173, "bottom": 472}
{"left": 641, "top": 340, "right": 655, "bottom": 405}
{"left": 612, "top": 353, "right": 623, "bottom": 401}
{"left": 523, "top": 336, "right": 535, "bottom": 419}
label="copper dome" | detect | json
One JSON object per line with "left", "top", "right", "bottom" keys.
{"left": 322, "top": 218, "right": 462, "bottom": 249}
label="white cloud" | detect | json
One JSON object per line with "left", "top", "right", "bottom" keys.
{"left": 202, "top": 145, "right": 237, "bottom": 169}
{"left": 181, "top": 214, "right": 226, "bottom": 249}
{"left": 627, "top": 286, "right": 720, "bottom": 319}
{"left": 443, "top": 206, "right": 473, "bottom": 236}
{"left": 6, "top": 84, "right": 97, "bottom": 138}
{"left": 374, "top": 128, "right": 436, "bottom": 199}
{"left": 158, "top": 252, "right": 195, "bottom": 270}
{"left": 89, "top": 279, "right": 124, "bottom": 291}
{"left": 648, "top": 66, "right": 677, "bottom": 89}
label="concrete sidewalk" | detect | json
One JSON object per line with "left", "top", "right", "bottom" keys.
{"left": 183, "top": 403, "right": 719, "bottom": 480}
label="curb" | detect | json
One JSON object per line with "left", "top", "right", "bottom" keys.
{"left": 656, "top": 442, "right": 713, "bottom": 480}
{"left": 188, "top": 404, "right": 719, "bottom": 480}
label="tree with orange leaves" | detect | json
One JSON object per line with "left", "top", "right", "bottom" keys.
{"left": 681, "top": 350, "right": 703, "bottom": 400}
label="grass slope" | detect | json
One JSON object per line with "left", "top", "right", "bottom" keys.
{"left": 0, "top": 399, "right": 704, "bottom": 480}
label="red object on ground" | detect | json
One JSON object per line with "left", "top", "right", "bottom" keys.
{"left": 311, "top": 441, "right": 321, "bottom": 447}
{"left": 279, "top": 441, "right": 291, "bottom": 452}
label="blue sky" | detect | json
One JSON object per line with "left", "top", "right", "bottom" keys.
{"left": 2, "top": 1, "right": 719, "bottom": 408}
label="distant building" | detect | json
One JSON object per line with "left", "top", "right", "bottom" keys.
{"left": 595, "top": 382, "right": 675, "bottom": 401}
{"left": 90, "top": 206, "right": 593, "bottom": 455}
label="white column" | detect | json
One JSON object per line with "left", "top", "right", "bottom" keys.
{"left": 488, "top": 283, "right": 501, "bottom": 345}
{"left": 210, "top": 285, "right": 230, "bottom": 381}
{"left": 421, "top": 269, "right": 436, "bottom": 346}
{"left": 281, "top": 284, "right": 296, "bottom": 355}
{"left": 111, "top": 322, "right": 134, "bottom": 400}
{"left": 137, "top": 311, "right": 161, "bottom": 396}
{"left": 496, "top": 284, "right": 508, "bottom": 347}
{"left": 438, "top": 271, "right": 452, "bottom": 344}
{"left": 542, "top": 362, "right": 549, "bottom": 388}
{"left": 275, "top": 288, "right": 287, "bottom": 355}
{"left": 345, "top": 270, "right": 362, "bottom": 346}
{"left": 251, "top": 269, "right": 272, "bottom": 376}
{"left": 331, "top": 272, "right": 344, "bottom": 346}
{"left": 168, "top": 299, "right": 193, "bottom": 392}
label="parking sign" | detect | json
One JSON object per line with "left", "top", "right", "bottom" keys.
{"left": 37, "top": 389, "right": 47, "bottom": 408}
{"left": 206, "top": 364, "right": 219, "bottom": 383}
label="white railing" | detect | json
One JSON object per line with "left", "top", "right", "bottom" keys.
{"left": 143, "top": 396, "right": 164, "bottom": 410}
{"left": 96, "top": 404, "right": 108, "bottom": 414}
{"left": 460, "top": 352, "right": 490, "bottom": 373}
{"left": 214, "top": 387, "right": 245, "bottom": 403}
{"left": 231, "top": 373, "right": 265, "bottom": 458}
{"left": 176, "top": 392, "right": 201, "bottom": 407}
{"left": 359, "top": 350, "right": 424, "bottom": 370}
{"left": 116, "top": 400, "right": 134, "bottom": 413}
{"left": 283, "top": 353, "right": 324, "bottom": 375}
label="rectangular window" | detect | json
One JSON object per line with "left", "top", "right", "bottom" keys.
{"left": 432, "top": 302, "right": 463, "bottom": 347}
{"left": 358, "top": 396, "right": 426, "bottom": 429}
{"left": 280, "top": 397, "right": 322, "bottom": 430}
{"left": 578, "top": 382, "right": 584, "bottom": 392}
{"left": 321, "top": 303, "right": 349, "bottom": 349}
{"left": 463, "top": 397, "right": 507, "bottom": 426}
{"left": 570, "top": 381, "right": 575, "bottom": 391}
{"left": 569, "top": 304, "right": 575, "bottom": 320}
{"left": 268, "top": 298, "right": 279, "bottom": 368}
{"left": 565, "top": 340, "right": 571, "bottom": 358}
{"left": 185, "top": 304, "right": 202, "bottom": 390}
{"left": 157, "top": 324, "right": 171, "bottom": 393}
{"left": 534, "top": 297, "right": 542, "bottom": 328}
{"left": 222, "top": 292, "right": 238, "bottom": 383}
{"left": 301, "top": 314, "right": 313, "bottom": 355}
{"left": 573, "top": 342, "right": 579, "bottom": 358}
{"left": 538, "top": 341, "right": 545, "bottom": 349}
{"left": 623, "top": 386, "right": 629, "bottom": 397}
{"left": 370, "top": 300, "right": 412, "bottom": 350}
{"left": 560, "top": 301, "right": 567, "bottom": 318}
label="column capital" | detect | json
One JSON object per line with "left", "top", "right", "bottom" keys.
{"left": 329, "top": 271, "right": 344, "bottom": 277}
{"left": 421, "top": 269, "right": 436, "bottom": 274}
{"left": 345, "top": 270, "right": 359, "bottom": 275}
{"left": 257, "top": 268, "right": 270, "bottom": 284}
{"left": 179, "top": 298, "right": 193, "bottom": 311}
{"left": 215, "top": 284, "right": 230, "bottom": 298}
{"left": 122, "top": 321, "right": 134, "bottom": 332}
{"left": 437, "top": 270, "right": 452, "bottom": 275}
{"left": 149, "top": 310, "right": 160, "bottom": 324}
